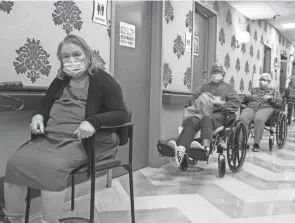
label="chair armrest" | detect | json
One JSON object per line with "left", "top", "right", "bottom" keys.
{"left": 100, "top": 122, "right": 134, "bottom": 129}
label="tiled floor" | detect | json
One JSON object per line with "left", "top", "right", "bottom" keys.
{"left": 31, "top": 124, "right": 295, "bottom": 223}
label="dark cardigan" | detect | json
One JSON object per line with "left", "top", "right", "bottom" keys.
{"left": 34, "top": 69, "right": 128, "bottom": 129}
{"left": 33, "top": 69, "right": 129, "bottom": 176}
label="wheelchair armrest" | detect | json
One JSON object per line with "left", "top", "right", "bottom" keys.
{"left": 100, "top": 122, "right": 134, "bottom": 129}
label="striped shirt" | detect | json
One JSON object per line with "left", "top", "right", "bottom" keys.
{"left": 244, "top": 87, "right": 283, "bottom": 110}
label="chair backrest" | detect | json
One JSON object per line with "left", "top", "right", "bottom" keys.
{"left": 117, "top": 103, "right": 132, "bottom": 146}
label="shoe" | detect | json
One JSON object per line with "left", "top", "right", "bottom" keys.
{"left": 168, "top": 140, "right": 186, "bottom": 167}
{"left": 190, "top": 141, "right": 210, "bottom": 154}
{"left": 252, "top": 143, "right": 260, "bottom": 152}
{"left": 190, "top": 140, "right": 202, "bottom": 148}
{"left": 0, "top": 208, "right": 11, "bottom": 223}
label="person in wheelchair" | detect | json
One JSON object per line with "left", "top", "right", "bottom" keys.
{"left": 239, "top": 73, "right": 283, "bottom": 152}
{"left": 284, "top": 74, "right": 295, "bottom": 125}
{"left": 167, "top": 63, "right": 241, "bottom": 169}
{"left": 1, "top": 35, "right": 128, "bottom": 223}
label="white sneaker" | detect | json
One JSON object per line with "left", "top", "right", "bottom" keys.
{"left": 190, "top": 141, "right": 210, "bottom": 155}
{"left": 168, "top": 140, "right": 178, "bottom": 166}
{"left": 168, "top": 140, "right": 185, "bottom": 167}
{"left": 190, "top": 141, "right": 202, "bottom": 149}
{"left": 176, "top": 146, "right": 186, "bottom": 167}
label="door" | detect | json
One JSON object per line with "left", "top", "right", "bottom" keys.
{"left": 280, "top": 60, "right": 287, "bottom": 94}
{"left": 193, "top": 9, "right": 209, "bottom": 91}
{"left": 263, "top": 45, "right": 271, "bottom": 73}
{"left": 113, "top": 1, "right": 151, "bottom": 176}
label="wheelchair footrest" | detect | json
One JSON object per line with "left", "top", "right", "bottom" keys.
{"left": 186, "top": 148, "right": 208, "bottom": 161}
{"left": 157, "top": 142, "right": 175, "bottom": 158}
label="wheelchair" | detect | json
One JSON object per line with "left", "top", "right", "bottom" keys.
{"left": 157, "top": 108, "right": 248, "bottom": 178}
{"left": 242, "top": 98, "right": 288, "bottom": 151}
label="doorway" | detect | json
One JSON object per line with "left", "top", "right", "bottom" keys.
{"left": 192, "top": 2, "right": 217, "bottom": 91}
{"left": 280, "top": 54, "right": 287, "bottom": 94}
{"left": 263, "top": 45, "right": 271, "bottom": 73}
{"left": 112, "top": 1, "right": 152, "bottom": 176}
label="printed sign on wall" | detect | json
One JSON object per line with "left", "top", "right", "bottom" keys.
{"left": 185, "top": 32, "right": 192, "bottom": 52}
{"left": 193, "top": 36, "right": 199, "bottom": 56}
{"left": 92, "top": 0, "right": 108, "bottom": 26}
{"left": 119, "top": 22, "right": 135, "bottom": 48}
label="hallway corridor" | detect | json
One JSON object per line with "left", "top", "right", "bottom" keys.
{"left": 30, "top": 124, "right": 295, "bottom": 223}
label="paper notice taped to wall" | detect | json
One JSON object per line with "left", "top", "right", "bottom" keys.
{"left": 120, "top": 22, "right": 135, "bottom": 48}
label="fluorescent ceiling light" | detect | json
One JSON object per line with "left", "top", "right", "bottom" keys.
{"left": 228, "top": 2, "right": 277, "bottom": 20}
{"left": 281, "top": 23, "right": 295, "bottom": 29}
{"left": 237, "top": 31, "right": 250, "bottom": 43}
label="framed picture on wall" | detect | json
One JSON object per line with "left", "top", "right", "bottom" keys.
{"left": 193, "top": 36, "right": 199, "bottom": 56}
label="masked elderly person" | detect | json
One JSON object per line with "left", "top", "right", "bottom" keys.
{"left": 239, "top": 73, "right": 283, "bottom": 152}
{"left": 167, "top": 63, "right": 241, "bottom": 169}
{"left": 1, "top": 34, "right": 128, "bottom": 223}
{"left": 284, "top": 75, "right": 295, "bottom": 124}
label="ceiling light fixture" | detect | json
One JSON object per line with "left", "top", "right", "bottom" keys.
{"left": 237, "top": 31, "right": 250, "bottom": 43}
{"left": 281, "top": 23, "right": 295, "bottom": 29}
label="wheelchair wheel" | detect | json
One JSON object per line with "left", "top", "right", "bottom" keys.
{"left": 218, "top": 154, "right": 226, "bottom": 178}
{"left": 276, "top": 113, "right": 288, "bottom": 149}
{"left": 226, "top": 120, "right": 248, "bottom": 173}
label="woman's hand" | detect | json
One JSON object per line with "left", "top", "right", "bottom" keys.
{"left": 30, "top": 114, "right": 44, "bottom": 134}
{"left": 74, "top": 121, "right": 96, "bottom": 140}
{"left": 263, "top": 95, "right": 272, "bottom": 100}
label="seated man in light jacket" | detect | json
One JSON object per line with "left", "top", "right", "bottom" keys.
{"left": 168, "top": 63, "right": 241, "bottom": 169}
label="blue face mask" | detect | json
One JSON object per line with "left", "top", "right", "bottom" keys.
{"left": 63, "top": 61, "right": 86, "bottom": 77}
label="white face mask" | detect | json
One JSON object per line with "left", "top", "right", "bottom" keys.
{"left": 63, "top": 61, "right": 86, "bottom": 77}
{"left": 260, "top": 80, "right": 269, "bottom": 88}
{"left": 211, "top": 74, "right": 223, "bottom": 83}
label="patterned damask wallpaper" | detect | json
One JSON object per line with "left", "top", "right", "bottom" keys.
{"left": 162, "top": 1, "right": 193, "bottom": 92}
{"left": 162, "top": 0, "right": 295, "bottom": 94}
{"left": 0, "top": 0, "right": 111, "bottom": 86}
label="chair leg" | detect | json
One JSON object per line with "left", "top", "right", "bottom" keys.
{"left": 90, "top": 173, "right": 95, "bottom": 223}
{"left": 107, "top": 169, "right": 112, "bottom": 188}
{"left": 71, "top": 174, "right": 75, "bottom": 211}
{"left": 25, "top": 188, "right": 31, "bottom": 223}
{"left": 128, "top": 170, "right": 135, "bottom": 223}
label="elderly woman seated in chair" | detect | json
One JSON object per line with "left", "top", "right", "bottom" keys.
{"left": 239, "top": 73, "right": 283, "bottom": 152}
{"left": 1, "top": 34, "right": 128, "bottom": 223}
{"left": 167, "top": 63, "right": 241, "bottom": 170}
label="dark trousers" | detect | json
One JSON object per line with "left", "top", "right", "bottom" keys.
{"left": 177, "top": 114, "right": 228, "bottom": 148}
{"left": 287, "top": 103, "right": 294, "bottom": 123}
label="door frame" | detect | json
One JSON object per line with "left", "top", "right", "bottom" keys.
{"left": 280, "top": 55, "right": 288, "bottom": 94}
{"left": 110, "top": 1, "right": 163, "bottom": 168}
{"left": 192, "top": 1, "right": 217, "bottom": 89}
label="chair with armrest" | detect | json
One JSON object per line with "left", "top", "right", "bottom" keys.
{"left": 24, "top": 107, "right": 135, "bottom": 223}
